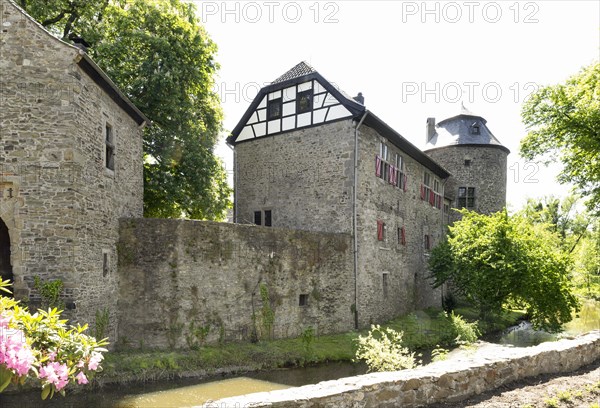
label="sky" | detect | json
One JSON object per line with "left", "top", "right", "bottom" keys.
{"left": 193, "top": 0, "right": 599, "bottom": 211}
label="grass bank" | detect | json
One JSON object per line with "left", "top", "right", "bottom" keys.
{"left": 97, "top": 306, "right": 524, "bottom": 386}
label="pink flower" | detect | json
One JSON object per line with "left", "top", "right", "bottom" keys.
{"left": 0, "top": 327, "right": 34, "bottom": 376}
{"left": 39, "top": 362, "right": 69, "bottom": 391}
{"left": 75, "top": 371, "right": 88, "bottom": 385}
{"left": 88, "top": 352, "right": 103, "bottom": 371}
{"left": 77, "top": 359, "right": 85, "bottom": 368}
{"left": 48, "top": 350, "right": 57, "bottom": 361}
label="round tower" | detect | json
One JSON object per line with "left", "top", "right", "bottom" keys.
{"left": 424, "top": 104, "right": 509, "bottom": 222}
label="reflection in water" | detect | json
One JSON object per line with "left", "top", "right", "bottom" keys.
{"left": 487, "top": 300, "right": 600, "bottom": 347}
{"left": 115, "top": 377, "right": 290, "bottom": 408}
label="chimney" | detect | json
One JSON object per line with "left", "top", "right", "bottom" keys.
{"left": 353, "top": 92, "right": 364, "bottom": 105}
{"left": 70, "top": 36, "right": 90, "bottom": 53}
{"left": 426, "top": 117, "right": 436, "bottom": 143}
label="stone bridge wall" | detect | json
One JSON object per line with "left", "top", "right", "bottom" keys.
{"left": 213, "top": 331, "right": 600, "bottom": 407}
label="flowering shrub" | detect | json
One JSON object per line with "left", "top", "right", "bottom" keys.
{"left": 0, "top": 279, "right": 107, "bottom": 399}
{"left": 355, "top": 325, "right": 420, "bottom": 372}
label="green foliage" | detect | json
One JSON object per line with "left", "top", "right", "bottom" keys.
{"left": 445, "top": 311, "right": 479, "bottom": 345}
{"left": 22, "top": 0, "right": 232, "bottom": 220}
{"left": 33, "top": 276, "right": 64, "bottom": 310}
{"left": 355, "top": 325, "right": 419, "bottom": 372}
{"left": 259, "top": 284, "right": 274, "bottom": 340}
{"left": 185, "top": 321, "right": 211, "bottom": 350}
{"left": 300, "top": 327, "right": 315, "bottom": 357}
{"left": 430, "top": 209, "right": 580, "bottom": 332}
{"left": 520, "top": 61, "right": 600, "bottom": 215}
{"left": 94, "top": 308, "right": 110, "bottom": 341}
{"left": 431, "top": 345, "right": 449, "bottom": 362}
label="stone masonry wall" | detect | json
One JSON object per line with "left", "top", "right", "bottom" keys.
{"left": 0, "top": 0, "right": 143, "bottom": 334}
{"left": 235, "top": 120, "right": 355, "bottom": 233}
{"left": 425, "top": 145, "right": 507, "bottom": 223}
{"left": 214, "top": 331, "right": 600, "bottom": 408}
{"left": 117, "top": 218, "right": 354, "bottom": 349}
{"left": 355, "top": 125, "right": 445, "bottom": 327}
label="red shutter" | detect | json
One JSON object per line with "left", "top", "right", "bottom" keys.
{"left": 420, "top": 184, "right": 425, "bottom": 200}
{"left": 388, "top": 165, "right": 394, "bottom": 184}
{"left": 401, "top": 226, "right": 406, "bottom": 246}
{"left": 403, "top": 174, "right": 408, "bottom": 192}
{"left": 377, "top": 220, "right": 384, "bottom": 241}
{"left": 375, "top": 155, "right": 382, "bottom": 177}
{"left": 429, "top": 190, "right": 435, "bottom": 205}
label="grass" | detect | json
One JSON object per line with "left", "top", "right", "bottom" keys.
{"left": 98, "top": 304, "right": 524, "bottom": 385}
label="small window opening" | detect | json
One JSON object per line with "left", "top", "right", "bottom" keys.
{"left": 470, "top": 123, "right": 480, "bottom": 135}
{"left": 105, "top": 124, "right": 115, "bottom": 170}
{"left": 254, "top": 211, "right": 262, "bottom": 225}
{"left": 382, "top": 273, "right": 389, "bottom": 299}
{"left": 296, "top": 89, "right": 312, "bottom": 114}
{"left": 299, "top": 294, "right": 309, "bottom": 306}
{"left": 264, "top": 210, "right": 272, "bottom": 227}
{"left": 464, "top": 159, "right": 471, "bottom": 167}
{"left": 102, "top": 252, "right": 109, "bottom": 277}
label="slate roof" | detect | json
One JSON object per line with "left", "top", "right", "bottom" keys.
{"left": 272, "top": 61, "right": 316, "bottom": 84}
{"left": 425, "top": 104, "right": 509, "bottom": 154}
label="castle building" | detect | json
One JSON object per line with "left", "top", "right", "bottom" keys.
{"left": 424, "top": 105, "right": 510, "bottom": 222}
{"left": 228, "top": 62, "right": 460, "bottom": 326}
{"left": 0, "top": 0, "right": 147, "bottom": 333}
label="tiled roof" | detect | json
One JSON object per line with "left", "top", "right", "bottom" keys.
{"left": 272, "top": 61, "right": 316, "bottom": 84}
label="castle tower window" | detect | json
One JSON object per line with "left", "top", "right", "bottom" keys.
{"left": 296, "top": 89, "right": 312, "bottom": 114}
{"left": 457, "top": 187, "right": 476, "bottom": 209}
{"left": 267, "top": 98, "right": 282, "bottom": 120}
{"left": 299, "top": 294, "right": 309, "bottom": 306}
{"left": 470, "top": 123, "right": 480, "bottom": 135}
{"left": 254, "top": 211, "right": 262, "bottom": 225}
{"left": 264, "top": 210, "right": 272, "bottom": 227}
{"left": 105, "top": 123, "right": 115, "bottom": 171}
{"left": 464, "top": 159, "right": 471, "bottom": 167}
{"left": 102, "top": 251, "right": 110, "bottom": 277}
{"left": 377, "top": 220, "right": 385, "bottom": 241}
{"left": 424, "top": 234, "right": 431, "bottom": 251}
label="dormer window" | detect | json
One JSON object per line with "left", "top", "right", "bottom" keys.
{"left": 470, "top": 123, "right": 480, "bottom": 135}
{"left": 267, "top": 98, "right": 282, "bottom": 120}
{"left": 297, "top": 89, "right": 312, "bottom": 114}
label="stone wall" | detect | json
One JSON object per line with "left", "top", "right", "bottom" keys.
{"left": 234, "top": 120, "right": 355, "bottom": 233}
{"left": 117, "top": 218, "right": 354, "bottom": 349}
{"left": 0, "top": 0, "right": 143, "bottom": 332}
{"left": 354, "top": 125, "right": 445, "bottom": 327}
{"left": 213, "top": 331, "right": 600, "bottom": 407}
{"left": 425, "top": 145, "right": 507, "bottom": 223}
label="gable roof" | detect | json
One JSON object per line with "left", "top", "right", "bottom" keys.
{"left": 6, "top": 0, "right": 149, "bottom": 127}
{"left": 228, "top": 62, "right": 450, "bottom": 179}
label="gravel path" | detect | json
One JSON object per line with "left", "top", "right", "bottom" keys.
{"left": 428, "top": 359, "right": 600, "bottom": 408}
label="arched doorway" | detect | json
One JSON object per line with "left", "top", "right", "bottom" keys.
{"left": 0, "top": 218, "right": 13, "bottom": 291}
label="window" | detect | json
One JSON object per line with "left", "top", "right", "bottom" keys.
{"left": 464, "top": 159, "right": 471, "bottom": 167}
{"left": 424, "top": 234, "right": 431, "bottom": 251}
{"left": 376, "top": 142, "right": 405, "bottom": 189}
{"left": 421, "top": 172, "right": 431, "bottom": 201}
{"left": 296, "top": 89, "right": 312, "bottom": 114}
{"left": 382, "top": 273, "right": 389, "bottom": 299}
{"left": 377, "top": 220, "right": 385, "bottom": 241}
{"left": 267, "top": 98, "right": 282, "bottom": 120}
{"left": 398, "top": 226, "right": 406, "bottom": 246}
{"left": 458, "top": 187, "right": 476, "bottom": 209}
{"left": 299, "top": 294, "right": 309, "bottom": 306}
{"left": 470, "top": 123, "right": 480, "bottom": 135}
{"left": 254, "top": 210, "right": 272, "bottom": 227}
{"left": 105, "top": 123, "right": 115, "bottom": 171}
{"left": 102, "top": 252, "right": 109, "bottom": 277}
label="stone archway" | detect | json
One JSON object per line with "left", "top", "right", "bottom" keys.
{"left": 0, "top": 218, "right": 13, "bottom": 290}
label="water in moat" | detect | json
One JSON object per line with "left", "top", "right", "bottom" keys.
{"left": 1, "top": 301, "right": 597, "bottom": 407}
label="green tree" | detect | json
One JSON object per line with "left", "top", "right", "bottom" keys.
{"left": 520, "top": 62, "right": 600, "bottom": 215}
{"left": 21, "top": 0, "right": 231, "bottom": 220}
{"left": 430, "top": 210, "right": 579, "bottom": 332}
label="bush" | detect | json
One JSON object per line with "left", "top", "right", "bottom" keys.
{"left": 446, "top": 311, "right": 479, "bottom": 345}
{"left": 0, "top": 279, "right": 107, "bottom": 399}
{"left": 355, "top": 325, "right": 419, "bottom": 372}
